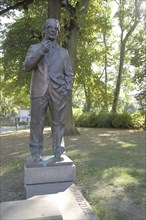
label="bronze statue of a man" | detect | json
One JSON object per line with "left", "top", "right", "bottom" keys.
{"left": 23, "top": 18, "right": 73, "bottom": 162}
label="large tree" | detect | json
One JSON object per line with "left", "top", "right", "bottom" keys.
{"left": 75, "top": 1, "right": 114, "bottom": 111}
{"left": 111, "top": 0, "right": 144, "bottom": 112}
{"left": 1, "top": 0, "right": 92, "bottom": 134}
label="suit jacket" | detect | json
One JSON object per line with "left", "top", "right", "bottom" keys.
{"left": 24, "top": 42, "right": 73, "bottom": 98}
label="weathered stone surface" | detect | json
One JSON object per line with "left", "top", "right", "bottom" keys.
{"left": 57, "top": 183, "right": 100, "bottom": 220}
{"left": 0, "top": 195, "right": 62, "bottom": 220}
{"left": 24, "top": 155, "right": 76, "bottom": 196}
{"left": 25, "top": 155, "right": 73, "bottom": 168}
{"left": 1, "top": 183, "right": 100, "bottom": 220}
{"left": 26, "top": 181, "right": 73, "bottom": 198}
{"left": 24, "top": 164, "right": 76, "bottom": 185}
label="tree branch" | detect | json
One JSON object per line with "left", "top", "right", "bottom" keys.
{"left": 123, "top": 0, "right": 142, "bottom": 44}
{"left": 0, "top": 0, "right": 34, "bottom": 16}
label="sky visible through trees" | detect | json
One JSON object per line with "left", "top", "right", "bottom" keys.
{"left": 0, "top": 0, "right": 145, "bottom": 116}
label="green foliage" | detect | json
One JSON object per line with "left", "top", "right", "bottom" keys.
{"left": 74, "top": 109, "right": 144, "bottom": 129}
{"left": 131, "top": 112, "right": 145, "bottom": 129}
{"left": 44, "top": 110, "right": 51, "bottom": 126}
{"left": 112, "top": 112, "right": 133, "bottom": 128}
{"left": 75, "top": 111, "right": 98, "bottom": 127}
{"left": 1, "top": 2, "right": 48, "bottom": 109}
{"left": 18, "top": 121, "right": 28, "bottom": 126}
{"left": 96, "top": 112, "right": 115, "bottom": 128}
{"left": 75, "top": 0, "right": 113, "bottom": 111}
{"left": 127, "top": 18, "right": 146, "bottom": 112}
{"left": 73, "top": 108, "right": 83, "bottom": 121}
{"left": 1, "top": 0, "right": 145, "bottom": 116}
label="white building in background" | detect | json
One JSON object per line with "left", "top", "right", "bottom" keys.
{"left": 17, "top": 109, "right": 30, "bottom": 123}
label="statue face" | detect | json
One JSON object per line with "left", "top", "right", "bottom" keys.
{"left": 44, "top": 19, "right": 59, "bottom": 41}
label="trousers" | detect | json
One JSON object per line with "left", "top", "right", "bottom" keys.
{"left": 29, "top": 83, "right": 67, "bottom": 157}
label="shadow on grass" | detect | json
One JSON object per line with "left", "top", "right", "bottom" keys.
{"left": 0, "top": 129, "right": 51, "bottom": 201}
{"left": 65, "top": 128, "right": 145, "bottom": 220}
{"left": 0, "top": 127, "right": 145, "bottom": 220}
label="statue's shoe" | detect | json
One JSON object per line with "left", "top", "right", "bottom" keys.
{"left": 55, "top": 146, "right": 65, "bottom": 160}
{"left": 32, "top": 154, "right": 43, "bottom": 163}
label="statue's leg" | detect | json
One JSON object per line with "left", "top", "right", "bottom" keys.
{"left": 29, "top": 97, "right": 48, "bottom": 159}
{"left": 49, "top": 89, "right": 67, "bottom": 158}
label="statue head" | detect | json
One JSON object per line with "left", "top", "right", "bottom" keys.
{"left": 42, "top": 18, "right": 60, "bottom": 41}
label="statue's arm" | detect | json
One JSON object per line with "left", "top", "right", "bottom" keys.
{"left": 64, "top": 50, "right": 74, "bottom": 91}
{"left": 23, "top": 45, "right": 45, "bottom": 71}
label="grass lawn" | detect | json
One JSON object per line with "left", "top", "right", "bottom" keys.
{"left": 0, "top": 127, "right": 145, "bottom": 220}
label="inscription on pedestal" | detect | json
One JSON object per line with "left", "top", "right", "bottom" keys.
{"left": 70, "top": 184, "right": 94, "bottom": 216}
{"left": 57, "top": 183, "right": 100, "bottom": 220}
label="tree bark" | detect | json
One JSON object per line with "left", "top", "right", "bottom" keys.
{"left": 65, "top": 91, "right": 79, "bottom": 135}
{"left": 47, "top": 0, "right": 62, "bottom": 20}
{"left": 103, "top": 34, "right": 108, "bottom": 111}
{"left": 46, "top": 0, "right": 90, "bottom": 135}
{"left": 65, "top": 26, "right": 80, "bottom": 135}
{"left": 64, "top": 0, "right": 90, "bottom": 134}
{"left": 112, "top": 41, "right": 126, "bottom": 113}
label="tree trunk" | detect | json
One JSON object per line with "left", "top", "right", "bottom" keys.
{"left": 47, "top": 0, "right": 62, "bottom": 19}
{"left": 112, "top": 0, "right": 140, "bottom": 113}
{"left": 64, "top": 0, "right": 90, "bottom": 133}
{"left": 65, "top": 26, "right": 80, "bottom": 135}
{"left": 103, "top": 34, "right": 108, "bottom": 111}
{"left": 65, "top": 91, "right": 79, "bottom": 135}
{"left": 47, "top": 0, "right": 78, "bottom": 135}
{"left": 112, "top": 25, "right": 140, "bottom": 113}
{"left": 112, "top": 41, "right": 126, "bottom": 113}
{"left": 47, "top": 0, "right": 90, "bottom": 135}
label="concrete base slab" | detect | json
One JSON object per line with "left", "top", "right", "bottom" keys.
{"left": 1, "top": 183, "right": 100, "bottom": 220}
{"left": 0, "top": 195, "right": 62, "bottom": 220}
{"left": 26, "top": 181, "right": 73, "bottom": 198}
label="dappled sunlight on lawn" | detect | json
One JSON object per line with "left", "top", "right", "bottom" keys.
{"left": 69, "top": 137, "right": 80, "bottom": 141}
{"left": 102, "top": 167, "right": 140, "bottom": 186}
{"left": 98, "top": 133, "right": 112, "bottom": 137}
{"left": 66, "top": 128, "right": 145, "bottom": 220}
{"left": 0, "top": 127, "right": 145, "bottom": 219}
{"left": 116, "top": 140, "right": 137, "bottom": 148}
{"left": 81, "top": 164, "right": 145, "bottom": 219}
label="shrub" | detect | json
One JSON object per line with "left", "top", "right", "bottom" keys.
{"left": 18, "top": 121, "right": 28, "bottom": 126}
{"left": 73, "top": 110, "right": 144, "bottom": 129}
{"left": 131, "top": 112, "right": 145, "bottom": 129}
{"left": 45, "top": 111, "right": 51, "bottom": 126}
{"left": 96, "top": 112, "right": 115, "bottom": 128}
{"left": 74, "top": 111, "right": 99, "bottom": 127}
{"left": 112, "top": 112, "right": 133, "bottom": 128}
{"left": 73, "top": 108, "right": 83, "bottom": 122}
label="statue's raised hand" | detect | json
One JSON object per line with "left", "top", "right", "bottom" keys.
{"left": 40, "top": 40, "right": 52, "bottom": 55}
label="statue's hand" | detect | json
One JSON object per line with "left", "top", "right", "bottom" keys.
{"left": 40, "top": 40, "right": 52, "bottom": 55}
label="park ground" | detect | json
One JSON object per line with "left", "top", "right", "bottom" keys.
{"left": 0, "top": 127, "right": 145, "bottom": 220}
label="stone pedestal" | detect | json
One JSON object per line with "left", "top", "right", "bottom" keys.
{"left": 24, "top": 155, "right": 76, "bottom": 198}
{"left": 1, "top": 184, "right": 100, "bottom": 220}
{"left": 1, "top": 195, "right": 62, "bottom": 220}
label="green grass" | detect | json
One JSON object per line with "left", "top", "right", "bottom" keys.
{"left": 0, "top": 127, "right": 145, "bottom": 220}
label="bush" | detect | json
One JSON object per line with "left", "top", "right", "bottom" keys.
{"left": 131, "top": 112, "right": 145, "bottom": 129}
{"left": 96, "top": 112, "right": 115, "bottom": 128}
{"left": 18, "top": 121, "right": 28, "bottom": 126}
{"left": 45, "top": 111, "right": 51, "bottom": 126}
{"left": 73, "top": 110, "right": 145, "bottom": 129}
{"left": 73, "top": 108, "right": 83, "bottom": 121}
{"left": 112, "top": 112, "right": 133, "bottom": 128}
{"left": 75, "top": 111, "right": 98, "bottom": 127}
